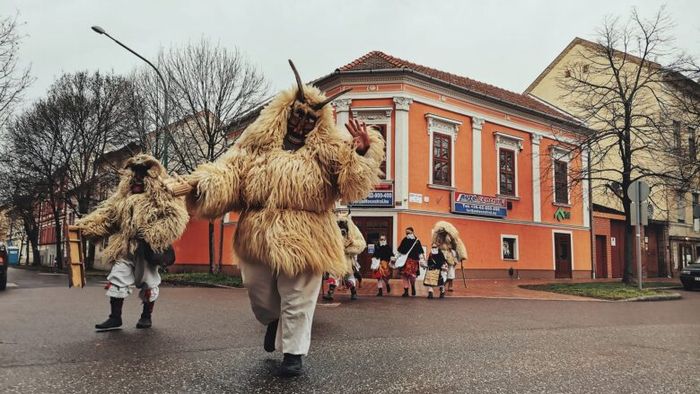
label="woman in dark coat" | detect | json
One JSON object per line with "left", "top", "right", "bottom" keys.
{"left": 372, "top": 234, "right": 394, "bottom": 296}
{"left": 396, "top": 227, "right": 424, "bottom": 297}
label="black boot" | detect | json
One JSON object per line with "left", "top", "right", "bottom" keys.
{"left": 264, "top": 319, "right": 278, "bottom": 352}
{"left": 411, "top": 283, "right": 416, "bottom": 296}
{"left": 280, "top": 353, "right": 303, "bottom": 377}
{"left": 402, "top": 288, "right": 409, "bottom": 297}
{"left": 377, "top": 288, "right": 383, "bottom": 297}
{"left": 136, "top": 301, "right": 154, "bottom": 329}
{"left": 439, "top": 289, "right": 446, "bottom": 299}
{"left": 386, "top": 281, "right": 391, "bottom": 293}
{"left": 350, "top": 287, "right": 358, "bottom": 301}
{"left": 322, "top": 285, "right": 335, "bottom": 301}
{"left": 427, "top": 291, "right": 434, "bottom": 299}
{"left": 95, "top": 297, "right": 123, "bottom": 330}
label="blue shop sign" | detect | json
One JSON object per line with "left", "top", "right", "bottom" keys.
{"left": 451, "top": 192, "right": 507, "bottom": 218}
{"left": 349, "top": 184, "right": 394, "bottom": 208}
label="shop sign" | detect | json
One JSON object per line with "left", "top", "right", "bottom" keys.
{"left": 349, "top": 183, "right": 394, "bottom": 208}
{"left": 451, "top": 192, "right": 507, "bottom": 218}
{"left": 554, "top": 207, "right": 571, "bottom": 221}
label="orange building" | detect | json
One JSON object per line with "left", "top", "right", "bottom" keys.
{"left": 174, "top": 51, "right": 593, "bottom": 279}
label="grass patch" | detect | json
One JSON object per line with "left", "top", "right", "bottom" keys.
{"left": 520, "top": 282, "right": 669, "bottom": 300}
{"left": 161, "top": 272, "right": 243, "bottom": 288}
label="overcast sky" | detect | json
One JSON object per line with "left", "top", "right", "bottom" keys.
{"left": 3, "top": 0, "right": 699, "bottom": 104}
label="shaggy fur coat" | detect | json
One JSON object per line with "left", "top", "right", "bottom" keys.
{"left": 431, "top": 221, "right": 468, "bottom": 266}
{"left": 75, "top": 155, "right": 189, "bottom": 265}
{"left": 338, "top": 214, "right": 367, "bottom": 272}
{"left": 187, "top": 86, "right": 385, "bottom": 276}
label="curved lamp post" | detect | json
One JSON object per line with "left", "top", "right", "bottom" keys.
{"left": 91, "top": 25, "right": 171, "bottom": 168}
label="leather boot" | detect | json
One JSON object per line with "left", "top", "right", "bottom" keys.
{"left": 95, "top": 297, "right": 123, "bottom": 330}
{"left": 322, "top": 285, "right": 335, "bottom": 301}
{"left": 411, "top": 283, "right": 416, "bottom": 296}
{"left": 386, "top": 281, "right": 391, "bottom": 293}
{"left": 280, "top": 353, "right": 303, "bottom": 377}
{"left": 264, "top": 319, "right": 278, "bottom": 352}
{"left": 350, "top": 287, "right": 358, "bottom": 300}
{"left": 402, "top": 288, "right": 409, "bottom": 297}
{"left": 376, "top": 288, "right": 383, "bottom": 297}
{"left": 136, "top": 301, "right": 154, "bottom": 329}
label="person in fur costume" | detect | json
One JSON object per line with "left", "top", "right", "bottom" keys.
{"left": 72, "top": 154, "right": 189, "bottom": 330}
{"left": 323, "top": 212, "right": 366, "bottom": 301}
{"left": 431, "top": 221, "right": 468, "bottom": 292}
{"left": 180, "top": 60, "right": 385, "bottom": 376}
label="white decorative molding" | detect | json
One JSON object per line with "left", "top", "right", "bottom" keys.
{"left": 532, "top": 133, "right": 542, "bottom": 222}
{"left": 494, "top": 132, "right": 524, "bottom": 151}
{"left": 472, "top": 117, "right": 484, "bottom": 194}
{"left": 351, "top": 106, "right": 392, "bottom": 121}
{"left": 393, "top": 96, "right": 413, "bottom": 111}
{"left": 332, "top": 98, "right": 352, "bottom": 113}
{"left": 393, "top": 96, "right": 412, "bottom": 205}
{"left": 426, "top": 113, "right": 461, "bottom": 138}
{"left": 549, "top": 145, "right": 571, "bottom": 162}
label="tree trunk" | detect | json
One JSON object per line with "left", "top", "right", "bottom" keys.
{"left": 208, "top": 221, "right": 215, "bottom": 274}
{"left": 218, "top": 215, "right": 225, "bottom": 273}
{"left": 53, "top": 212, "right": 63, "bottom": 271}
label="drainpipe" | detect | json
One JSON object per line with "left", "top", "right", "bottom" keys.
{"left": 587, "top": 140, "right": 596, "bottom": 279}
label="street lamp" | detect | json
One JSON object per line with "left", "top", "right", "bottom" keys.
{"left": 91, "top": 25, "right": 171, "bottom": 168}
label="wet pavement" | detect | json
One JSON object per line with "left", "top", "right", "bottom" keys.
{"left": 1, "top": 267, "right": 698, "bottom": 393}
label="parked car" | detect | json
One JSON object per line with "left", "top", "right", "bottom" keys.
{"left": 0, "top": 244, "right": 7, "bottom": 291}
{"left": 680, "top": 258, "right": 700, "bottom": 291}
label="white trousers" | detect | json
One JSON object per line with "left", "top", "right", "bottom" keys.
{"left": 106, "top": 259, "right": 161, "bottom": 302}
{"left": 241, "top": 260, "right": 322, "bottom": 356}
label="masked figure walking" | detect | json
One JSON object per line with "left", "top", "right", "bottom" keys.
{"left": 180, "top": 60, "right": 384, "bottom": 376}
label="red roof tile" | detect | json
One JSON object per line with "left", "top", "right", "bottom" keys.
{"left": 337, "top": 51, "right": 580, "bottom": 124}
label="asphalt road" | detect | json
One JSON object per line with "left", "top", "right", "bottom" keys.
{"left": 1, "top": 267, "right": 698, "bottom": 394}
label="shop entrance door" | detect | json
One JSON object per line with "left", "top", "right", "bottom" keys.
{"left": 352, "top": 216, "right": 393, "bottom": 278}
{"left": 554, "top": 233, "right": 573, "bottom": 278}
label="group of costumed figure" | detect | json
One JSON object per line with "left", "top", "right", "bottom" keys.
{"left": 369, "top": 221, "right": 467, "bottom": 299}
{"left": 71, "top": 59, "right": 466, "bottom": 377}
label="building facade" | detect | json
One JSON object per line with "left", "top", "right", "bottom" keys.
{"left": 176, "top": 51, "right": 594, "bottom": 279}
{"left": 526, "top": 37, "right": 700, "bottom": 278}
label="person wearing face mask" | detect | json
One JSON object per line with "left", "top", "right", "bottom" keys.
{"left": 422, "top": 244, "right": 448, "bottom": 299}
{"left": 396, "top": 227, "right": 424, "bottom": 297}
{"left": 371, "top": 234, "right": 394, "bottom": 296}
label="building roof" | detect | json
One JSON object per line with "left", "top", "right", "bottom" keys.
{"left": 525, "top": 36, "right": 700, "bottom": 95}
{"left": 332, "top": 51, "right": 581, "bottom": 125}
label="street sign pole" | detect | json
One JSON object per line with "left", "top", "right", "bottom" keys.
{"left": 635, "top": 183, "right": 643, "bottom": 291}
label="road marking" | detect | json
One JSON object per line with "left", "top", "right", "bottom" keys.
{"left": 38, "top": 273, "right": 66, "bottom": 276}
{"left": 6, "top": 283, "right": 18, "bottom": 288}
{"left": 317, "top": 302, "right": 341, "bottom": 307}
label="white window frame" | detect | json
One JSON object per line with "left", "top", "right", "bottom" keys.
{"left": 500, "top": 234, "right": 519, "bottom": 261}
{"left": 427, "top": 114, "right": 460, "bottom": 188}
{"left": 551, "top": 146, "right": 571, "bottom": 205}
{"left": 495, "top": 132, "right": 522, "bottom": 197}
{"left": 351, "top": 107, "right": 393, "bottom": 181}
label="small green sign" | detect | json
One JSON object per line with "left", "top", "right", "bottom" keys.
{"left": 554, "top": 207, "right": 571, "bottom": 221}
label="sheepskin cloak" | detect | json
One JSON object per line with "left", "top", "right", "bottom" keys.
{"left": 431, "top": 221, "right": 468, "bottom": 266}
{"left": 339, "top": 215, "right": 367, "bottom": 273}
{"left": 75, "top": 154, "right": 189, "bottom": 264}
{"left": 187, "top": 86, "right": 385, "bottom": 277}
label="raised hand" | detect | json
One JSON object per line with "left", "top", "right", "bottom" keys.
{"left": 345, "top": 118, "right": 370, "bottom": 155}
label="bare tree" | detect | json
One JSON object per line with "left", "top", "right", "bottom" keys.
{"left": 0, "top": 13, "right": 33, "bottom": 130}
{"left": 132, "top": 38, "right": 269, "bottom": 273}
{"left": 556, "top": 7, "right": 699, "bottom": 283}
{"left": 6, "top": 99, "right": 73, "bottom": 269}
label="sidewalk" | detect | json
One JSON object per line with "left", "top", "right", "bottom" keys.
{"left": 325, "top": 277, "right": 681, "bottom": 302}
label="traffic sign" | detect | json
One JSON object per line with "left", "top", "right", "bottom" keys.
{"left": 627, "top": 181, "right": 650, "bottom": 203}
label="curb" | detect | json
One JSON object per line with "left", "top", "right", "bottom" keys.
{"left": 617, "top": 292, "right": 682, "bottom": 302}
{"left": 161, "top": 279, "right": 242, "bottom": 289}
